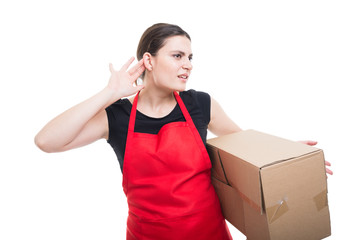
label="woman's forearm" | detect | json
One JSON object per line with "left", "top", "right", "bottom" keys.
{"left": 34, "top": 87, "right": 117, "bottom": 153}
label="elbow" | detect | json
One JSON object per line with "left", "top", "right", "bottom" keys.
{"left": 34, "top": 134, "right": 56, "bottom": 153}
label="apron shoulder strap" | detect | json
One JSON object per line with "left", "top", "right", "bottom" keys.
{"left": 128, "top": 92, "right": 140, "bottom": 133}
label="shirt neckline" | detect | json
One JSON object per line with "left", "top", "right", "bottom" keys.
{"left": 124, "top": 98, "right": 180, "bottom": 121}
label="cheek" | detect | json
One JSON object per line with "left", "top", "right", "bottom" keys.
{"left": 169, "top": 60, "right": 183, "bottom": 72}
{"left": 159, "top": 61, "right": 179, "bottom": 76}
{"left": 153, "top": 57, "right": 182, "bottom": 78}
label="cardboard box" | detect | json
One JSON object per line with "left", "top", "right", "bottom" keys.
{"left": 207, "top": 130, "right": 331, "bottom": 240}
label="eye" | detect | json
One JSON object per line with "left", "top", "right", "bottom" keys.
{"left": 173, "top": 54, "right": 182, "bottom": 59}
{"left": 188, "top": 56, "right": 193, "bottom": 62}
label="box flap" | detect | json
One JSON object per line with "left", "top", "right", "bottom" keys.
{"left": 211, "top": 177, "right": 246, "bottom": 234}
{"left": 217, "top": 148, "right": 263, "bottom": 213}
{"left": 207, "top": 145, "right": 229, "bottom": 184}
{"left": 260, "top": 151, "right": 331, "bottom": 239}
{"left": 207, "top": 129, "right": 319, "bottom": 168}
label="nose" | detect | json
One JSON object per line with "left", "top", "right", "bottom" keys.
{"left": 182, "top": 58, "right": 193, "bottom": 71}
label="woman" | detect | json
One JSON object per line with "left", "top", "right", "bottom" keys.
{"left": 35, "top": 23, "right": 332, "bottom": 239}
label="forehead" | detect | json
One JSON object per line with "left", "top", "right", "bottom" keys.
{"left": 159, "top": 35, "right": 192, "bottom": 54}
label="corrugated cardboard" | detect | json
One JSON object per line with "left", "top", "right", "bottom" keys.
{"left": 207, "top": 130, "right": 331, "bottom": 240}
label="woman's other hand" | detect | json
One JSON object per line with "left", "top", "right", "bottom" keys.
{"left": 299, "top": 140, "right": 333, "bottom": 177}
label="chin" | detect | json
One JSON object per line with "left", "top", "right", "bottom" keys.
{"left": 174, "top": 85, "right": 187, "bottom": 92}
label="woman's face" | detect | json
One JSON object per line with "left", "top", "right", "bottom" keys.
{"left": 149, "top": 35, "right": 193, "bottom": 92}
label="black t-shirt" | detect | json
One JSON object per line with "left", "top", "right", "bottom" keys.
{"left": 106, "top": 89, "right": 211, "bottom": 172}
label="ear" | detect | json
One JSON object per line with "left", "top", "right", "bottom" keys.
{"left": 143, "top": 52, "right": 153, "bottom": 71}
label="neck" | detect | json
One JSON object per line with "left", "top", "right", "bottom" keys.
{"left": 136, "top": 78, "right": 177, "bottom": 118}
{"left": 140, "top": 74, "right": 176, "bottom": 104}
{"left": 139, "top": 87, "right": 175, "bottom": 107}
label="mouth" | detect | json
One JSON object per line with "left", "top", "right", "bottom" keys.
{"left": 178, "top": 74, "right": 189, "bottom": 82}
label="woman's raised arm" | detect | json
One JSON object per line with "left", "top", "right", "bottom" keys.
{"left": 34, "top": 57, "right": 145, "bottom": 153}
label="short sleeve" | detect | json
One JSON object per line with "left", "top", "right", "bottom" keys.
{"left": 194, "top": 91, "right": 211, "bottom": 125}
{"left": 105, "top": 99, "right": 131, "bottom": 170}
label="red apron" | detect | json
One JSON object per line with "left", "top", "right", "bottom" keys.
{"left": 123, "top": 91, "right": 232, "bottom": 240}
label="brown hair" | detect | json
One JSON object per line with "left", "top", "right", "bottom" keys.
{"left": 136, "top": 23, "right": 191, "bottom": 79}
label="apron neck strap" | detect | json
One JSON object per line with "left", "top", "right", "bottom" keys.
{"left": 173, "top": 91, "right": 193, "bottom": 124}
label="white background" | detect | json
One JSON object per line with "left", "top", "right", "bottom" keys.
{"left": 1, "top": 0, "right": 359, "bottom": 239}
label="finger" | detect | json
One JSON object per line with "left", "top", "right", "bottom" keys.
{"left": 326, "top": 168, "right": 333, "bottom": 175}
{"left": 120, "top": 57, "right": 135, "bottom": 71}
{"left": 135, "top": 84, "right": 145, "bottom": 92}
{"left": 299, "top": 140, "right": 318, "bottom": 146}
{"left": 109, "top": 63, "right": 115, "bottom": 73}
{"left": 128, "top": 58, "right": 145, "bottom": 76}
{"left": 131, "top": 65, "right": 146, "bottom": 80}
{"left": 306, "top": 140, "right": 317, "bottom": 146}
{"left": 325, "top": 161, "right": 331, "bottom": 166}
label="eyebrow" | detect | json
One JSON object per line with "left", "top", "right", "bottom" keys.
{"left": 171, "top": 51, "right": 193, "bottom": 58}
